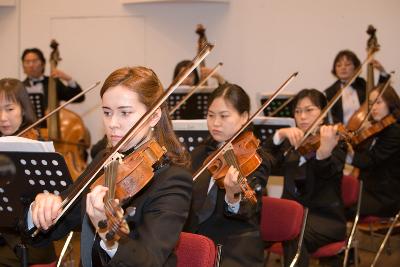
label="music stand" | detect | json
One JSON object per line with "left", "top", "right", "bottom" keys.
{"left": 28, "top": 93, "right": 47, "bottom": 128}
{"left": 172, "top": 119, "right": 209, "bottom": 152}
{"left": 168, "top": 86, "right": 215, "bottom": 120}
{"left": 259, "top": 93, "right": 294, "bottom": 117}
{"left": 0, "top": 151, "right": 72, "bottom": 266}
{"left": 253, "top": 116, "right": 295, "bottom": 176}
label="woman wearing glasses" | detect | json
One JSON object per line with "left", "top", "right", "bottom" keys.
{"left": 265, "top": 89, "right": 347, "bottom": 267}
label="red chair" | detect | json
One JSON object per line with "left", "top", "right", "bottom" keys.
{"left": 310, "top": 174, "right": 361, "bottom": 267}
{"left": 176, "top": 232, "right": 220, "bottom": 267}
{"left": 262, "top": 175, "right": 359, "bottom": 267}
{"left": 344, "top": 175, "right": 400, "bottom": 267}
{"left": 260, "top": 196, "right": 308, "bottom": 267}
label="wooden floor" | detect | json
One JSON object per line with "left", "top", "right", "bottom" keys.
{"left": 265, "top": 230, "right": 400, "bottom": 267}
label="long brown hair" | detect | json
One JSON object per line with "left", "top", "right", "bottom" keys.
{"left": 100, "top": 66, "right": 190, "bottom": 168}
{"left": 0, "top": 78, "right": 37, "bottom": 135}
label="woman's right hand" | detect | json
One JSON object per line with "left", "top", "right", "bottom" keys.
{"left": 276, "top": 127, "right": 304, "bottom": 148}
{"left": 31, "top": 193, "right": 62, "bottom": 230}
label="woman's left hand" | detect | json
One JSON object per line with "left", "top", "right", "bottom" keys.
{"left": 224, "top": 166, "right": 241, "bottom": 204}
{"left": 317, "top": 125, "right": 339, "bottom": 160}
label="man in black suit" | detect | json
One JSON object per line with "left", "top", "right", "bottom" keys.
{"left": 21, "top": 48, "right": 84, "bottom": 117}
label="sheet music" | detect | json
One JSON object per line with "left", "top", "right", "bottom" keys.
{"left": 0, "top": 136, "right": 55, "bottom": 152}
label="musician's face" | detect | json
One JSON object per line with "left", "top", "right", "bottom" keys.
{"left": 207, "top": 97, "right": 248, "bottom": 143}
{"left": 102, "top": 85, "right": 159, "bottom": 152}
{"left": 22, "top": 52, "right": 44, "bottom": 78}
{"left": 369, "top": 90, "right": 389, "bottom": 121}
{"left": 335, "top": 56, "right": 355, "bottom": 81}
{"left": 181, "top": 72, "right": 196, "bottom": 86}
{"left": 0, "top": 95, "right": 23, "bottom": 136}
{"left": 294, "top": 97, "right": 322, "bottom": 132}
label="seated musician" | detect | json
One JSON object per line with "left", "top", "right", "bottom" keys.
{"left": 325, "top": 50, "right": 389, "bottom": 124}
{"left": 0, "top": 78, "right": 57, "bottom": 266}
{"left": 185, "top": 83, "right": 272, "bottom": 267}
{"left": 21, "top": 66, "right": 192, "bottom": 267}
{"left": 21, "top": 48, "right": 84, "bottom": 111}
{"left": 265, "top": 89, "right": 347, "bottom": 267}
{"left": 347, "top": 84, "right": 400, "bottom": 217}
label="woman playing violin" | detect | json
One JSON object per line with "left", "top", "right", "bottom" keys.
{"left": 347, "top": 84, "right": 400, "bottom": 217}
{"left": 22, "top": 67, "right": 193, "bottom": 267}
{"left": 0, "top": 78, "right": 57, "bottom": 266}
{"left": 265, "top": 89, "right": 347, "bottom": 267}
{"left": 185, "top": 83, "right": 271, "bottom": 267}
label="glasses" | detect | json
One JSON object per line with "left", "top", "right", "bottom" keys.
{"left": 294, "top": 106, "right": 319, "bottom": 115}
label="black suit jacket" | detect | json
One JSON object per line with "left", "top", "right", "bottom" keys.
{"left": 324, "top": 75, "right": 389, "bottom": 124}
{"left": 185, "top": 135, "right": 271, "bottom": 267}
{"left": 264, "top": 137, "right": 347, "bottom": 240}
{"left": 23, "top": 76, "right": 84, "bottom": 109}
{"left": 352, "top": 122, "right": 400, "bottom": 216}
{"left": 22, "top": 149, "right": 193, "bottom": 267}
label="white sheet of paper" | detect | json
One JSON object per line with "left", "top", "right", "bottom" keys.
{"left": 0, "top": 136, "right": 55, "bottom": 152}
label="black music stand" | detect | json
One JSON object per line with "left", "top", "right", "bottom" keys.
{"left": 253, "top": 116, "right": 295, "bottom": 176}
{"left": 260, "top": 93, "right": 294, "bottom": 117}
{"left": 28, "top": 93, "right": 47, "bottom": 128}
{"left": 0, "top": 151, "right": 72, "bottom": 267}
{"left": 172, "top": 119, "right": 209, "bottom": 152}
{"left": 253, "top": 116, "right": 295, "bottom": 145}
{"left": 168, "top": 86, "right": 215, "bottom": 120}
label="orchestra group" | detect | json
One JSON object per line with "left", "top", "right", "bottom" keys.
{"left": 0, "top": 26, "right": 399, "bottom": 267}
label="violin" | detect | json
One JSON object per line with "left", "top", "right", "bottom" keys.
{"left": 297, "top": 124, "right": 352, "bottom": 157}
{"left": 205, "top": 132, "right": 262, "bottom": 204}
{"left": 297, "top": 114, "right": 397, "bottom": 158}
{"left": 90, "top": 139, "right": 166, "bottom": 241}
{"left": 19, "top": 127, "right": 40, "bottom": 140}
{"left": 351, "top": 114, "right": 397, "bottom": 146}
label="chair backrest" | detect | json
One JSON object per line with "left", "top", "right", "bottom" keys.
{"left": 260, "top": 196, "right": 304, "bottom": 242}
{"left": 341, "top": 175, "right": 360, "bottom": 207}
{"left": 176, "top": 232, "right": 217, "bottom": 267}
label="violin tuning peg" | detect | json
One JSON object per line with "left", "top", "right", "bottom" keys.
{"left": 98, "top": 219, "right": 108, "bottom": 229}
{"left": 105, "top": 231, "right": 116, "bottom": 241}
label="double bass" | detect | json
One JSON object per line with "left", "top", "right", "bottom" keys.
{"left": 42, "top": 40, "right": 91, "bottom": 180}
{"left": 347, "top": 25, "right": 380, "bottom": 132}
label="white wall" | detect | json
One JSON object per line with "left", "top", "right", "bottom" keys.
{"left": 1, "top": 0, "right": 399, "bottom": 144}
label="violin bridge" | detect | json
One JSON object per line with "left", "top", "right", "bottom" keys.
{"left": 112, "top": 152, "right": 124, "bottom": 164}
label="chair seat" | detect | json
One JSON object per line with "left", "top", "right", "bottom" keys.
{"left": 311, "top": 241, "right": 345, "bottom": 258}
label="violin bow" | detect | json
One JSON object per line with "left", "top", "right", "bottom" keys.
{"left": 297, "top": 50, "right": 377, "bottom": 149}
{"left": 169, "top": 62, "right": 223, "bottom": 116}
{"left": 17, "top": 81, "right": 101, "bottom": 137}
{"left": 192, "top": 71, "right": 298, "bottom": 181}
{"left": 28, "top": 44, "right": 215, "bottom": 237}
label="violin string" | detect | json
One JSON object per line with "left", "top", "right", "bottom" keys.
{"left": 224, "top": 149, "right": 246, "bottom": 185}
